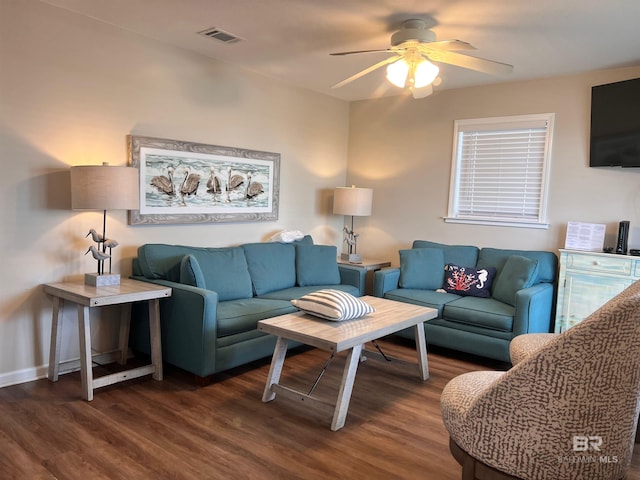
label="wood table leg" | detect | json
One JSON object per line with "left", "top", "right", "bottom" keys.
{"left": 148, "top": 299, "right": 163, "bottom": 381}
{"left": 262, "top": 336, "right": 288, "bottom": 402}
{"left": 331, "top": 343, "right": 363, "bottom": 431}
{"left": 414, "top": 322, "right": 429, "bottom": 381}
{"left": 77, "top": 304, "right": 93, "bottom": 401}
{"left": 48, "top": 297, "right": 63, "bottom": 382}
{"left": 118, "top": 303, "right": 132, "bottom": 365}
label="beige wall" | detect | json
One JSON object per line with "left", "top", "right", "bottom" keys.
{"left": 347, "top": 66, "right": 640, "bottom": 265}
{"left": 0, "top": 0, "right": 349, "bottom": 385}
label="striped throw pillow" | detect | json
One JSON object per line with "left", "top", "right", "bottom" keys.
{"left": 291, "top": 289, "right": 374, "bottom": 321}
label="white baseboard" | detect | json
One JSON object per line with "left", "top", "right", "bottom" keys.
{"left": 0, "top": 351, "right": 124, "bottom": 389}
{"left": 0, "top": 365, "right": 49, "bottom": 389}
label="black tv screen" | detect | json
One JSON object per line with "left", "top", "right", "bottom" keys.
{"left": 590, "top": 77, "right": 640, "bottom": 167}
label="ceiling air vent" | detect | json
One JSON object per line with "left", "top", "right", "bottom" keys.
{"left": 198, "top": 27, "right": 242, "bottom": 44}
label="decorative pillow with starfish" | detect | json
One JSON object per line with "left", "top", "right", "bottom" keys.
{"left": 443, "top": 265, "right": 497, "bottom": 298}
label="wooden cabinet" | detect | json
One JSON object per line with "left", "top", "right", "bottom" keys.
{"left": 555, "top": 249, "right": 640, "bottom": 332}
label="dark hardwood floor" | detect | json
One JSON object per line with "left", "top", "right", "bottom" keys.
{"left": 1, "top": 339, "right": 639, "bottom": 479}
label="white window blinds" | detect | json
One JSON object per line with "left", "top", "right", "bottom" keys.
{"left": 447, "top": 114, "right": 554, "bottom": 228}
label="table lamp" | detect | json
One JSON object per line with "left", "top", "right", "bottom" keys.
{"left": 71, "top": 162, "right": 139, "bottom": 286}
{"left": 333, "top": 185, "right": 373, "bottom": 264}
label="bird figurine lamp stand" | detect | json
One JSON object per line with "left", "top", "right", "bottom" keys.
{"left": 333, "top": 186, "right": 373, "bottom": 264}
{"left": 71, "top": 162, "right": 139, "bottom": 286}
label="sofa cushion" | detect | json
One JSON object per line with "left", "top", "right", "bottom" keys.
{"left": 399, "top": 248, "right": 445, "bottom": 290}
{"left": 243, "top": 242, "right": 296, "bottom": 295}
{"left": 137, "top": 244, "right": 192, "bottom": 281}
{"left": 412, "top": 240, "right": 479, "bottom": 268}
{"left": 193, "top": 247, "right": 254, "bottom": 301}
{"left": 477, "top": 247, "right": 557, "bottom": 284}
{"left": 383, "top": 289, "right": 460, "bottom": 317}
{"left": 179, "top": 254, "right": 205, "bottom": 288}
{"left": 291, "top": 289, "right": 374, "bottom": 321}
{"left": 492, "top": 255, "right": 539, "bottom": 306}
{"left": 443, "top": 265, "right": 497, "bottom": 298}
{"left": 295, "top": 245, "right": 341, "bottom": 286}
{"left": 217, "top": 298, "right": 296, "bottom": 337}
{"left": 443, "top": 297, "right": 515, "bottom": 332}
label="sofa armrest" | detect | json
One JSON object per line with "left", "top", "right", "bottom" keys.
{"left": 373, "top": 268, "right": 400, "bottom": 297}
{"left": 512, "top": 283, "right": 555, "bottom": 336}
{"left": 130, "top": 276, "right": 220, "bottom": 376}
{"left": 338, "top": 265, "right": 367, "bottom": 296}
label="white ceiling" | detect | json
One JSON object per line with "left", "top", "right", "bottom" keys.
{"left": 40, "top": 0, "right": 640, "bottom": 101}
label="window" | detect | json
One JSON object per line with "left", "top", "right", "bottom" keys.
{"left": 446, "top": 113, "right": 554, "bottom": 229}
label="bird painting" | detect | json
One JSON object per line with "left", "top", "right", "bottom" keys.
{"left": 206, "top": 167, "right": 222, "bottom": 195}
{"left": 245, "top": 172, "right": 264, "bottom": 199}
{"left": 226, "top": 167, "right": 244, "bottom": 190}
{"left": 225, "top": 167, "right": 244, "bottom": 202}
{"left": 150, "top": 166, "right": 175, "bottom": 195}
{"left": 180, "top": 168, "right": 201, "bottom": 196}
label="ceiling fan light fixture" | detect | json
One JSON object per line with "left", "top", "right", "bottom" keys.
{"left": 386, "top": 56, "right": 439, "bottom": 91}
{"left": 413, "top": 60, "right": 439, "bottom": 88}
{"left": 386, "top": 59, "right": 410, "bottom": 88}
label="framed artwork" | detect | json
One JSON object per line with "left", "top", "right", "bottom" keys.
{"left": 127, "top": 135, "right": 280, "bottom": 225}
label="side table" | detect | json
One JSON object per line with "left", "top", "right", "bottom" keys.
{"left": 44, "top": 278, "right": 171, "bottom": 401}
{"left": 337, "top": 258, "right": 391, "bottom": 295}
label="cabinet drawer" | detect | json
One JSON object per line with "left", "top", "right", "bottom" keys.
{"left": 566, "top": 253, "right": 633, "bottom": 275}
{"left": 634, "top": 261, "right": 640, "bottom": 278}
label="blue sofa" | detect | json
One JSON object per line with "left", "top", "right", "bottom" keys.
{"left": 129, "top": 236, "right": 365, "bottom": 380}
{"left": 373, "top": 240, "right": 558, "bottom": 363}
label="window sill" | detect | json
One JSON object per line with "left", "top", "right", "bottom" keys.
{"left": 443, "top": 217, "right": 550, "bottom": 229}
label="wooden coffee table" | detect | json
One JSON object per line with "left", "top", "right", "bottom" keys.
{"left": 258, "top": 296, "right": 437, "bottom": 430}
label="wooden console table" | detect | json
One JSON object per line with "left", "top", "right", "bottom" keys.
{"left": 44, "top": 279, "right": 171, "bottom": 401}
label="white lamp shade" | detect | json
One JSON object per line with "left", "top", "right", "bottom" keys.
{"left": 71, "top": 163, "right": 139, "bottom": 210}
{"left": 333, "top": 186, "right": 373, "bottom": 217}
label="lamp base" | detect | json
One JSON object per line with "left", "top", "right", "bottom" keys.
{"left": 341, "top": 253, "right": 362, "bottom": 264}
{"left": 85, "top": 273, "right": 121, "bottom": 287}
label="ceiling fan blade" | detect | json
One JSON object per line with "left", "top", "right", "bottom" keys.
{"left": 429, "top": 50, "right": 513, "bottom": 76}
{"left": 419, "top": 40, "right": 475, "bottom": 51}
{"left": 330, "top": 48, "right": 393, "bottom": 56}
{"left": 332, "top": 55, "right": 402, "bottom": 89}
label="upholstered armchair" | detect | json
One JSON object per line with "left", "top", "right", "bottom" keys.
{"left": 441, "top": 280, "right": 640, "bottom": 480}
{"left": 509, "top": 332, "right": 556, "bottom": 366}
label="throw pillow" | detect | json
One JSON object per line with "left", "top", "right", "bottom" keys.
{"left": 443, "top": 265, "right": 497, "bottom": 298}
{"left": 179, "top": 254, "right": 206, "bottom": 288}
{"left": 291, "top": 289, "right": 374, "bottom": 321}
{"left": 492, "top": 255, "right": 540, "bottom": 306}
{"left": 399, "top": 248, "right": 445, "bottom": 290}
{"left": 295, "top": 245, "right": 341, "bottom": 286}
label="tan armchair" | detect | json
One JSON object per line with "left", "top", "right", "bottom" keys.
{"left": 440, "top": 280, "right": 640, "bottom": 480}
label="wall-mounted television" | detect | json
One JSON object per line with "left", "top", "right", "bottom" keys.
{"left": 590, "top": 77, "right": 640, "bottom": 167}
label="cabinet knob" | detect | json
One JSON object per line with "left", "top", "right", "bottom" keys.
{"left": 593, "top": 261, "right": 599, "bottom": 265}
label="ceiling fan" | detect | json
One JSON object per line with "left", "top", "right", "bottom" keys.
{"left": 330, "top": 19, "right": 513, "bottom": 98}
